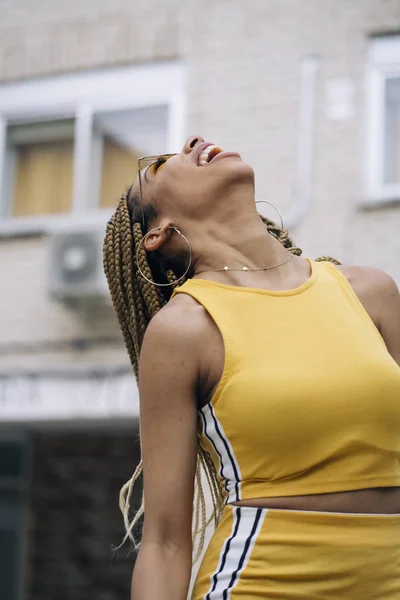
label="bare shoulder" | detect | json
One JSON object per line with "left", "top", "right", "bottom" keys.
{"left": 337, "top": 264, "right": 399, "bottom": 307}
{"left": 144, "top": 291, "right": 209, "bottom": 344}
{"left": 139, "top": 291, "right": 211, "bottom": 373}
{"left": 336, "top": 265, "right": 400, "bottom": 362}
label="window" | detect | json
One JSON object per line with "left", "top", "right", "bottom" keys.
{"left": 6, "top": 120, "right": 75, "bottom": 217}
{"left": 94, "top": 105, "right": 168, "bottom": 208}
{"left": 0, "top": 63, "right": 184, "bottom": 234}
{"left": 366, "top": 36, "right": 400, "bottom": 204}
{"left": 383, "top": 77, "right": 400, "bottom": 185}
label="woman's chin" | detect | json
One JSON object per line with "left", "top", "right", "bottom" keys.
{"left": 220, "top": 159, "right": 255, "bottom": 185}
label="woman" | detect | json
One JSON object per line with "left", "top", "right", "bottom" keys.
{"left": 103, "top": 135, "right": 400, "bottom": 599}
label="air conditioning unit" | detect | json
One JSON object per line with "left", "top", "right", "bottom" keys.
{"left": 47, "top": 227, "right": 109, "bottom": 303}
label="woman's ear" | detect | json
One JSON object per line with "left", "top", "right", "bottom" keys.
{"left": 143, "top": 221, "right": 173, "bottom": 253}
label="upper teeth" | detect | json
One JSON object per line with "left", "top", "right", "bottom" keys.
{"left": 199, "top": 144, "right": 224, "bottom": 166}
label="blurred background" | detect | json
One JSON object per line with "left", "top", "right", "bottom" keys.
{"left": 0, "top": 0, "right": 399, "bottom": 598}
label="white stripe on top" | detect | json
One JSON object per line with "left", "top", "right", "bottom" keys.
{"left": 199, "top": 403, "right": 242, "bottom": 504}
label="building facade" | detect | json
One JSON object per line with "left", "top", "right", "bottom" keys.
{"left": 0, "top": 1, "right": 399, "bottom": 598}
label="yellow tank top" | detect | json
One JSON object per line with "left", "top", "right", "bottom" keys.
{"left": 173, "top": 259, "right": 400, "bottom": 503}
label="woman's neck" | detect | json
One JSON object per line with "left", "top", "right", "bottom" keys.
{"left": 190, "top": 212, "right": 290, "bottom": 276}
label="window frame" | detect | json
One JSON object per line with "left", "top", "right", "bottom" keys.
{"left": 365, "top": 36, "right": 400, "bottom": 205}
{"left": 0, "top": 62, "right": 185, "bottom": 236}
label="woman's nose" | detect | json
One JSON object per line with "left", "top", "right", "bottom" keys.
{"left": 183, "top": 136, "right": 204, "bottom": 154}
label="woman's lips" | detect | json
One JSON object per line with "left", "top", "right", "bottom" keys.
{"left": 194, "top": 141, "right": 214, "bottom": 166}
{"left": 207, "top": 151, "right": 242, "bottom": 164}
{"left": 194, "top": 141, "right": 242, "bottom": 166}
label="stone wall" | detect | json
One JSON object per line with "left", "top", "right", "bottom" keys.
{"left": 27, "top": 431, "right": 140, "bottom": 600}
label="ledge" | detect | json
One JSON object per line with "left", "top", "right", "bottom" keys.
{"left": 358, "top": 197, "right": 400, "bottom": 211}
{"left": 0, "top": 209, "right": 113, "bottom": 238}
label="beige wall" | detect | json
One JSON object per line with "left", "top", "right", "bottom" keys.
{"left": 184, "top": 0, "right": 400, "bottom": 274}
{"left": 0, "top": 0, "right": 184, "bottom": 81}
{"left": 0, "top": 0, "right": 400, "bottom": 375}
{"left": 0, "top": 0, "right": 185, "bottom": 373}
{"left": 0, "top": 236, "right": 130, "bottom": 372}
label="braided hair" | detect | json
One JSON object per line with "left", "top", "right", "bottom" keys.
{"left": 103, "top": 190, "right": 340, "bottom": 560}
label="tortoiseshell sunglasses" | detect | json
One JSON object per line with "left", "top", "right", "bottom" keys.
{"left": 137, "top": 154, "right": 178, "bottom": 227}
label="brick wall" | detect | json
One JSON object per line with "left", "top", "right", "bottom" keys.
{"left": 27, "top": 430, "right": 140, "bottom": 600}
{"left": 0, "top": 0, "right": 184, "bottom": 81}
{"left": 0, "top": 0, "right": 188, "bottom": 373}
{"left": 184, "top": 0, "right": 400, "bottom": 278}
{"left": 1, "top": 0, "right": 399, "bottom": 376}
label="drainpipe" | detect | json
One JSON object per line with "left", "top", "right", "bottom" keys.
{"left": 286, "top": 54, "right": 320, "bottom": 229}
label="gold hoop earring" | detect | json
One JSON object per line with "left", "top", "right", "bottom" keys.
{"left": 255, "top": 200, "right": 285, "bottom": 231}
{"left": 135, "top": 225, "right": 192, "bottom": 287}
{"left": 256, "top": 200, "right": 301, "bottom": 254}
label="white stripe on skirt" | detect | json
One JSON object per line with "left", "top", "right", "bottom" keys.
{"left": 205, "top": 507, "right": 267, "bottom": 599}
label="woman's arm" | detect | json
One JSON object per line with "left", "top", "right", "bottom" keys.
{"left": 131, "top": 297, "right": 202, "bottom": 600}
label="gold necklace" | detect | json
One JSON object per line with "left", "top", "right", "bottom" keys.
{"left": 199, "top": 253, "right": 293, "bottom": 273}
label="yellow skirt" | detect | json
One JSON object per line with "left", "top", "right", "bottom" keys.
{"left": 192, "top": 505, "right": 400, "bottom": 599}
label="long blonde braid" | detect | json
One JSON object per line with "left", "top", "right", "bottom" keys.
{"left": 103, "top": 191, "right": 340, "bottom": 559}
